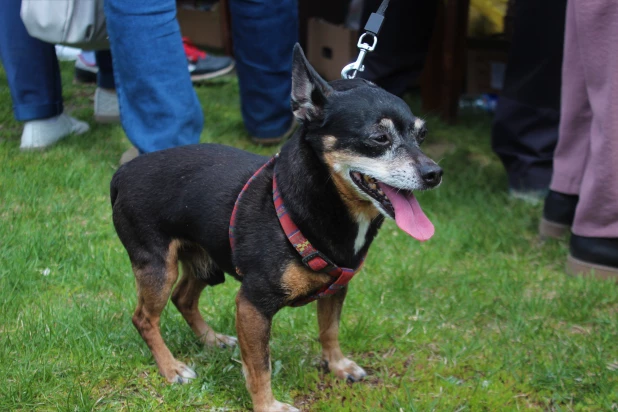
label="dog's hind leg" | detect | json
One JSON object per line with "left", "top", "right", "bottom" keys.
{"left": 171, "top": 260, "right": 237, "bottom": 348}
{"left": 132, "top": 240, "right": 197, "bottom": 384}
{"left": 317, "top": 287, "right": 367, "bottom": 382}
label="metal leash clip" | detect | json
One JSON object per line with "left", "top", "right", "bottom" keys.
{"left": 341, "top": 0, "right": 390, "bottom": 80}
{"left": 341, "top": 33, "right": 378, "bottom": 79}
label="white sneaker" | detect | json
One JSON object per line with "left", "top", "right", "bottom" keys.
{"left": 94, "top": 87, "right": 120, "bottom": 123}
{"left": 54, "top": 45, "right": 82, "bottom": 61}
{"left": 74, "top": 52, "right": 98, "bottom": 84}
{"left": 20, "top": 114, "right": 90, "bottom": 150}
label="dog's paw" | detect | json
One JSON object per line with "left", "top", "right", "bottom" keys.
{"left": 202, "top": 332, "right": 238, "bottom": 349}
{"left": 256, "top": 400, "right": 300, "bottom": 412}
{"left": 215, "top": 334, "right": 238, "bottom": 348}
{"left": 325, "top": 357, "right": 367, "bottom": 382}
{"left": 165, "top": 361, "right": 197, "bottom": 384}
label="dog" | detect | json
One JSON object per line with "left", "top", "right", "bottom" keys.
{"left": 110, "top": 44, "right": 442, "bottom": 412}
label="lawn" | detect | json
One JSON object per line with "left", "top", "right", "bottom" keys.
{"left": 0, "top": 61, "right": 616, "bottom": 411}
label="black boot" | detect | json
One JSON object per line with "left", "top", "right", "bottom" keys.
{"left": 568, "top": 235, "right": 618, "bottom": 280}
{"left": 539, "top": 190, "right": 578, "bottom": 239}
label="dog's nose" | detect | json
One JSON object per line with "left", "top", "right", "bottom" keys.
{"left": 420, "top": 164, "right": 443, "bottom": 187}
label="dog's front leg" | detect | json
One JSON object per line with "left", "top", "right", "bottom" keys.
{"left": 318, "top": 287, "right": 367, "bottom": 382}
{"left": 236, "top": 289, "right": 299, "bottom": 412}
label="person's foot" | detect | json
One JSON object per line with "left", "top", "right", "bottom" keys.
{"left": 183, "top": 37, "right": 235, "bottom": 82}
{"left": 55, "top": 45, "right": 82, "bottom": 61}
{"left": 539, "top": 190, "right": 578, "bottom": 239}
{"left": 74, "top": 52, "right": 98, "bottom": 84}
{"left": 251, "top": 120, "right": 299, "bottom": 146}
{"left": 20, "top": 114, "right": 89, "bottom": 150}
{"left": 94, "top": 87, "right": 120, "bottom": 123}
{"left": 119, "top": 146, "right": 139, "bottom": 165}
{"left": 567, "top": 235, "right": 618, "bottom": 280}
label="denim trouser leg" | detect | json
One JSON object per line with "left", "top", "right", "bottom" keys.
{"left": 229, "top": 0, "right": 298, "bottom": 138}
{"left": 103, "top": 0, "right": 203, "bottom": 153}
{"left": 95, "top": 50, "right": 115, "bottom": 89}
{"left": 0, "top": 0, "right": 63, "bottom": 121}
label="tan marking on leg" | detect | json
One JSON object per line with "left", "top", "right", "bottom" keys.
{"left": 172, "top": 262, "right": 237, "bottom": 348}
{"left": 132, "top": 240, "right": 196, "bottom": 383}
{"left": 317, "top": 288, "right": 366, "bottom": 382}
{"left": 281, "top": 261, "right": 332, "bottom": 303}
{"left": 236, "top": 291, "right": 298, "bottom": 412}
{"left": 236, "top": 291, "right": 274, "bottom": 410}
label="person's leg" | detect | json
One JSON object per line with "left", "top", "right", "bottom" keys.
{"left": 104, "top": 0, "right": 203, "bottom": 153}
{"left": 569, "top": 0, "right": 618, "bottom": 239}
{"left": 546, "top": 0, "right": 618, "bottom": 277}
{"left": 491, "top": 0, "right": 567, "bottom": 196}
{"left": 540, "top": 0, "right": 590, "bottom": 238}
{"left": 358, "top": 0, "right": 437, "bottom": 96}
{"left": 95, "top": 50, "right": 115, "bottom": 90}
{"left": 228, "top": 0, "right": 298, "bottom": 140}
{"left": 0, "top": 0, "right": 89, "bottom": 149}
{"left": 94, "top": 50, "right": 120, "bottom": 124}
{"left": 549, "top": 0, "right": 591, "bottom": 198}
{"left": 492, "top": 103, "right": 560, "bottom": 192}
{"left": 0, "top": 0, "right": 62, "bottom": 121}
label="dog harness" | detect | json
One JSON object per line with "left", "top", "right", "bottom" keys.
{"left": 229, "top": 155, "right": 365, "bottom": 307}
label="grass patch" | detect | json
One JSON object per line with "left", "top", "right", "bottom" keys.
{"left": 1, "top": 61, "right": 616, "bottom": 411}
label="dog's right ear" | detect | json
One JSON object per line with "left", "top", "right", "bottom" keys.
{"left": 291, "top": 43, "right": 333, "bottom": 124}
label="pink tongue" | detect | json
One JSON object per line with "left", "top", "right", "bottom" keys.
{"left": 378, "top": 183, "right": 435, "bottom": 241}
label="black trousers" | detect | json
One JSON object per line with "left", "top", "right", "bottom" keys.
{"left": 357, "top": 0, "right": 437, "bottom": 96}
{"left": 491, "top": 0, "right": 567, "bottom": 191}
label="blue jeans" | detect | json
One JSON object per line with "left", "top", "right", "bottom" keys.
{"left": 0, "top": 0, "right": 114, "bottom": 122}
{"left": 229, "top": 0, "right": 298, "bottom": 138}
{"left": 104, "top": 0, "right": 297, "bottom": 152}
{"left": 0, "top": 0, "right": 62, "bottom": 121}
{"left": 104, "top": 0, "right": 203, "bottom": 153}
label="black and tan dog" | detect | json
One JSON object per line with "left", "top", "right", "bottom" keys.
{"left": 110, "top": 44, "right": 442, "bottom": 412}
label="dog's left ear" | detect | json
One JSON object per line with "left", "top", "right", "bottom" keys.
{"left": 291, "top": 43, "right": 333, "bottom": 124}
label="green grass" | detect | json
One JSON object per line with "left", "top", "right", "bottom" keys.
{"left": 1, "top": 61, "right": 617, "bottom": 411}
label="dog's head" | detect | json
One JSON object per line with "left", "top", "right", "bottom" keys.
{"left": 291, "top": 44, "right": 442, "bottom": 241}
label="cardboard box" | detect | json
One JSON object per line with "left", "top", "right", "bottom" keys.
{"left": 466, "top": 39, "right": 509, "bottom": 94}
{"left": 307, "top": 18, "right": 358, "bottom": 81}
{"left": 176, "top": 1, "right": 223, "bottom": 49}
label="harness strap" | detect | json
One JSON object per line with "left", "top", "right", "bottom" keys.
{"left": 229, "top": 156, "right": 277, "bottom": 253}
{"left": 229, "top": 155, "right": 365, "bottom": 307}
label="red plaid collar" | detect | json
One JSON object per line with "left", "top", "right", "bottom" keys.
{"left": 229, "top": 155, "right": 365, "bottom": 307}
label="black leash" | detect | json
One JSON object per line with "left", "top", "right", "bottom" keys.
{"left": 341, "top": 0, "right": 390, "bottom": 79}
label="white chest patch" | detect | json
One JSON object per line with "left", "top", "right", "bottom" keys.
{"left": 354, "top": 214, "right": 371, "bottom": 254}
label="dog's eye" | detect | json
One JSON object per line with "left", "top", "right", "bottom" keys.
{"left": 372, "top": 134, "right": 390, "bottom": 145}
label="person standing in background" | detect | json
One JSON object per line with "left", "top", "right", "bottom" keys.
{"left": 0, "top": 0, "right": 97, "bottom": 150}
{"left": 357, "top": 0, "right": 437, "bottom": 97}
{"left": 540, "top": 0, "right": 618, "bottom": 279}
{"left": 491, "top": 0, "right": 567, "bottom": 203}
{"left": 104, "top": 0, "right": 298, "bottom": 163}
